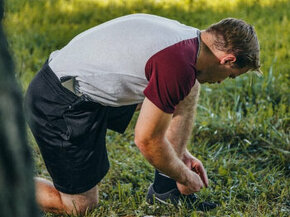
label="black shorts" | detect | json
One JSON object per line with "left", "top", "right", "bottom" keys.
{"left": 24, "top": 61, "right": 137, "bottom": 194}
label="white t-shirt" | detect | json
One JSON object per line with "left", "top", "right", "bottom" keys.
{"left": 48, "top": 14, "right": 200, "bottom": 113}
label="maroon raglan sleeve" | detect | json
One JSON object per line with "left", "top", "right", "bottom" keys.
{"left": 143, "top": 38, "right": 199, "bottom": 113}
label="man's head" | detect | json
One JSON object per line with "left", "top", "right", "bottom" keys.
{"left": 196, "top": 18, "right": 261, "bottom": 84}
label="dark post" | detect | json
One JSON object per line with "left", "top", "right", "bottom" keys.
{"left": 0, "top": 0, "right": 39, "bottom": 216}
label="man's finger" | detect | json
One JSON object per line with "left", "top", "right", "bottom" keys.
{"left": 192, "top": 171, "right": 204, "bottom": 189}
{"left": 199, "top": 166, "right": 209, "bottom": 187}
{"left": 192, "top": 161, "right": 208, "bottom": 187}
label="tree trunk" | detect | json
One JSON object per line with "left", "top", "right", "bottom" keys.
{"left": 0, "top": 0, "right": 39, "bottom": 216}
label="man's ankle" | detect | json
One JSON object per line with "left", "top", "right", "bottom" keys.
{"left": 152, "top": 170, "right": 177, "bottom": 194}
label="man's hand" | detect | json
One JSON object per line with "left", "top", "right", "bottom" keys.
{"left": 176, "top": 171, "right": 204, "bottom": 195}
{"left": 177, "top": 150, "right": 208, "bottom": 194}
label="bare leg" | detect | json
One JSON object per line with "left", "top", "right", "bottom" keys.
{"left": 35, "top": 177, "right": 98, "bottom": 215}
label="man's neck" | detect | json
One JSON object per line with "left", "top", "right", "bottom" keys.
{"left": 196, "top": 31, "right": 222, "bottom": 71}
{"left": 196, "top": 31, "right": 212, "bottom": 71}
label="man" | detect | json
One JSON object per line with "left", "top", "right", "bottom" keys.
{"left": 24, "top": 14, "right": 261, "bottom": 215}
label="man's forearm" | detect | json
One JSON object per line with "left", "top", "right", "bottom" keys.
{"left": 166, "top": 82, "right": 200, "bottom": 157}
{"left": 136, "top": 136, "right": 194, "bottom": 185}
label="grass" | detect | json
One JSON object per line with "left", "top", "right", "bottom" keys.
{"left": 4, "top": 0, "right": 290, "bottom": 216}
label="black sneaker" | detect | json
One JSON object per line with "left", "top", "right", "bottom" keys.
{"left": 146, "top": 184, "right": 218, "bottom": 211}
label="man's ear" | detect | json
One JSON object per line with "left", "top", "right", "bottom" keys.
{"left": 220, "top": 54, "right": 236, "bottom": 65}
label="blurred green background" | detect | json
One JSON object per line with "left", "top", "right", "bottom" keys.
{"left": 3, "top": 0, "right": 290, "bottom": 216}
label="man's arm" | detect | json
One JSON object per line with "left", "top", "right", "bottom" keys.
{"left": 165, "top": 81, "right": 209, "bottom": 188}
{"left": 134, "top": 97, "right": 204, "bottom": 193}
{"left": 166, "top": 82, "right": 200, "bottom": 158}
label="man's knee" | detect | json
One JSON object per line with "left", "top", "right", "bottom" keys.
{"left": 60, "top": 186, "right": 99, "bottom": 215}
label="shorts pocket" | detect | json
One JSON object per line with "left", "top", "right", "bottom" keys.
{"left": 45, "top": 96, "right": 86, "bottom": 141}
{"left": 62, "top": 95, "right": 108, "bottom": 141}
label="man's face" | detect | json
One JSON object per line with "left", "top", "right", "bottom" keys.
{"left": 196, "top": 64, "right": 249, "bottom": 84}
